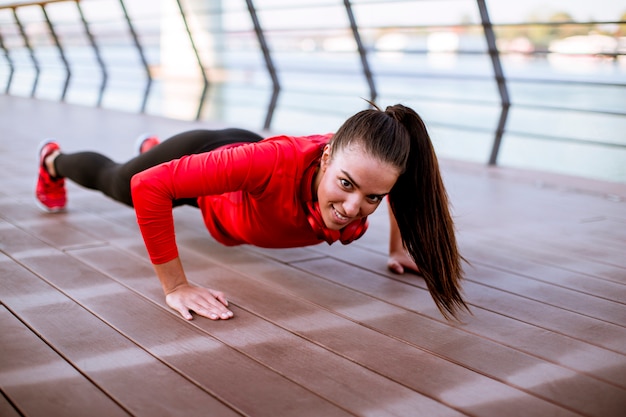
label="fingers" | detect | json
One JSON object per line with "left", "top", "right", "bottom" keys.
{"left": 387, "top": 259, "right": 405, "bottom": 275}
{"left": 197, "top": 304, "right": 233, "bottom": 321}
{"left": 167, "top": 297, "right": 196, "bottom": 321}
{"left": 166, "top": 287, "right": 234, "bottom": 321}
{"left": 173, "top": 305, "right": 194, "bottom": 321}
{"left": 209, "top": 289, "right": 229, "bottom": 307}
{"left": 189, "top": 294, "right": 233, "bottom": 320}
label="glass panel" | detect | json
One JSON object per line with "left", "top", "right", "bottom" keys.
{"left": 499, "top": 133, "right": 626, "bottom": 183}
{"left": 352, "top": 0, "right": 480, "bottom": 27}
{"left": 507, "top": 107, "right": 626, "bottom": 147}
{"left": 0, "top": 0, "right": 623, "bottom": 182}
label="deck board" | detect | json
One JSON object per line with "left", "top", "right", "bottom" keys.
{"left": 0, "top": 392, "right": 22, "bottom": 417}
{"left": 1, "top": 95, "right": 625, "bottom": 416}
{"left": 70, "top": 247, "right": 466, "bottom": 417}
{"left": 457, "top": 242, "right": 626, "bottom": 302}
{"left": 0, "top": 305, "right": 130, "bottom": 417}
{"left": 0, "top": 253, "right": 241, "bottom": 417}
{"left": 1, "top": 237, "right": 353, "bottom": 417}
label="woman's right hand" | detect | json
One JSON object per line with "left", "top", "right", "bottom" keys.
{"left": 166, "top": 284, "right": 234, "bottom": 321}
{"left": 153, "top": 257, "right": 233, "bottom": 321}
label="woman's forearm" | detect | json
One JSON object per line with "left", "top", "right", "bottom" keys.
{"left": 153, "top": 257, "right": 189, "bottom": 294}
{"left": 388, "top": 200, "right": 404, "bottom": 254}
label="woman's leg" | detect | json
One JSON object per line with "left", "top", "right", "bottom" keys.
{"left": 54, "top": 128, "right": 264, "bottom": 207}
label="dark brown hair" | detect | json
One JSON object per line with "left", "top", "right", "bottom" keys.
{"left": 330, "top": 103, "right": 469, "bottom": 319}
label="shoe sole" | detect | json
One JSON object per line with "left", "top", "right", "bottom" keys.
{"left": 134, "top": 133, "right": 153, "bottom": 155}
{"left": 35, "top": 199, "right": 67, "bottom": 213}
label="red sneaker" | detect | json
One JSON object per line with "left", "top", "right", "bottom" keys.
{"left": 36, "top": 140, "right": 67, "bottom": 213}
{"left": 135, "top": 133, "right": 160, "bottom": 154}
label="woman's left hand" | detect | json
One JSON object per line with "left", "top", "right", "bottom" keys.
{"left": 387, "top": 249, "right": 420, "bottom": 275}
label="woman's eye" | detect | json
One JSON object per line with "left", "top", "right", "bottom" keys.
{"left": 368, "top": 195, "right": 382, "bottom": 203}
{"left": 340, "top": 179, "right": 351, "bottom": 188}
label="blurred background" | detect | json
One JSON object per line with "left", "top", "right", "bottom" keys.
{"left": 1, "top": 0, "right": 625, "bottom": 183}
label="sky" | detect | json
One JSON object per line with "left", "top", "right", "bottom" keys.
{"left": 0, "top": 0, "right": 624, "bottom": 23}
{"left": 483, "top": 0, "right": 625, "bottom": 22}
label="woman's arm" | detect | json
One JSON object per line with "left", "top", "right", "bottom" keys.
{"left": 131, "top": 161, "right": 240, "bottom": 320}
{"left": 387, "top": 200, "right": 420, "bottom": 274}
{"left": 155, "top": 257, "right": 233, "bottom": 320}
{"left": 131, "top": 143, "right": 278, "bottom": 320}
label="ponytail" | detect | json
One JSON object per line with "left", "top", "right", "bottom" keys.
{"left": 385, "top": 104, "right": 469, "bottom": 320}
{"left": 332, "top": 102, "right": 468, "bottom": 319}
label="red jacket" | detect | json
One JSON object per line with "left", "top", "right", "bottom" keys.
{"left": 131, "top": 134, "right": 362, "bottom": 264}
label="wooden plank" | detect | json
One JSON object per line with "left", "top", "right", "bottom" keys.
{"left": 581, "top": 217, "right": 626, "bottom": 245}
{"left": 0, "top": 204, "right": 106, "bottom": 251}
{"left": 305, "top": 242, "right": 626, "bottom": 385}
{"left": 67, "top": 192, "right": 142, "bottom": 230}
{"left": 441, "top": 177, "right": 626, "bottom": 283}
{"left": 290, "top": 261, "right": 626, "bottom": 388}
{"left": 439, "top": 158, "right": 626, "bottom": 213}
{"left": 456, "top": 238, "right": 626, "bottom": 304}
{"left": 175, "top": 241, "right": 584, "bottom": 417}
{"left": 69, "top": 245, "right": 467, "bottom": 417}
{"left": 493, "top": 229, "right": 626, "bottom": 272}
{"left": 260, "top": 238, "right": 626, "bottom": 324}
{"left": 0, "top": 306, "right": 130, "bottom": 417}
{"left": 47, "top": 228, "right": 576, "bottom": 415}
{"left": 462, "top": 282, "right": 626, "bottom": 350}
{"left": 0, "top": 255, "right": 242, "bottom": 417}
{"left": 465, "top": 262, "right": 624, "bottom": 326}
{"left": 466, "top": 233, "right": 626, "bottom": 285}
{"left": 1, "top": 236, "right": 355, "bottom": 417}
{"left": 191, "top": 240, "right": 625, "bottom": 417}
{"left": 441, "top": 178, "right": 626, "bottom": 268}
{"left": 243, "top": 220, "right": 626, "bottom": 413}
{"left": 0, "top": 219, "right": 57, "bottom": 260}
{"left": 0, "top": 392, "right": 21, "bottom": 417}
{"left": 4, "top": 94, "right": 626, "bottom": 417}
{"left": 312, "top": 235, "right": 626, "bottom": 348}
{"left": 458, "top": 168, "right": 623, "bottom": 213}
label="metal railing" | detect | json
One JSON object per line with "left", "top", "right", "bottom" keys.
{"left": 1, "top": 0, "right": 624, "bottom": 182}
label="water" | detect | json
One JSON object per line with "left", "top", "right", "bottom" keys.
{"left": 1, "top": 46, "right": 625, "bottom": 183}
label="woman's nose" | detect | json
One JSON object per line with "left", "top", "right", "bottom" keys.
{"left": 342, "top": 196, "right": 362, "bottom": 217}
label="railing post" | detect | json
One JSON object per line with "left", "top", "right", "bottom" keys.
{"left": 245, "top": 0, "right": 280, "bottom": 130}
{"left": 12, "top": 7, "right": 40, "bottom": 98}
{"left": 0, "top": 32, "right": 14, "bottom": 94}
{"left": 477, "top": 0, "right": 510, "bottom": 166}
{"left": 75, "top": 0, "right": 108, "bottom": 107}
{"left": 175, "top": 0, "right": 209, "bottom": 121}
{"left": 343, "top": 0, "right": 377, "bottom": 105}
{"left": 118, "top": 0, "right": 152, "bottom": 113}
{"left": 41, "top": 3, "right": 71, "bottom": 101}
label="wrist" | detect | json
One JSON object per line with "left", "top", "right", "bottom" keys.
{"left": 164, "top": 282, "right": 190, "bottom": 295}
{"left": 152, "top": 257, "right": 189, "bottom": 295}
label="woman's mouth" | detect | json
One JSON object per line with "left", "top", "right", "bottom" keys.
{"left": 331, "top": 205, "right": 351, "bottom": 225}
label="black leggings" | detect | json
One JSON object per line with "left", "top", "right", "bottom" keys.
{"left": 54, "top": 128, "right": 264, "bottom": 207}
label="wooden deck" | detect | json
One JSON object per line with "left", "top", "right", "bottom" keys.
{"left": 1, "top": 96, "right": 625, "bottom": 417}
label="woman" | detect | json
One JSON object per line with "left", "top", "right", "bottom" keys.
{"left": 36, "top": 103, "right": 468, "bottom": 321}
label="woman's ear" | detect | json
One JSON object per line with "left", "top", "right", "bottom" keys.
{"left": 320, "top": 145, "right": 331, "bottom": 171}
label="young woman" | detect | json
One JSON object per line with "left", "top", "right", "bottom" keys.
{"left": 36, "top": 103, "right": 468, "bottom": 321}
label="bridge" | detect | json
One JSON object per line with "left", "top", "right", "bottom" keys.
{"left": 1, "top": 1, "right": 625, "bottom": 416}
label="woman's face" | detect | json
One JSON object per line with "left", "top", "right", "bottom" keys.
{"left": 314, "top": 143, "right": 401, "bottom": 230}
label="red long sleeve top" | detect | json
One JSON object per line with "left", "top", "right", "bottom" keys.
{"left": 131, "top": 133, "right": 361, "bottom": 264}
